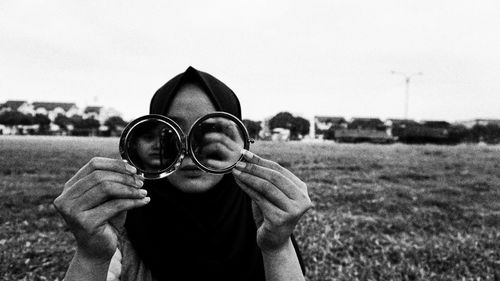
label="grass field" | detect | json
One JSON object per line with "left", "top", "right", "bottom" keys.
{"left": 1, "top": 136, "right": 500, "bottom": 280}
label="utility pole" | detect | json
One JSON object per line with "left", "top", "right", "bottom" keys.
{"left": 391, "top": 71, "right": 423, "bottom": 120}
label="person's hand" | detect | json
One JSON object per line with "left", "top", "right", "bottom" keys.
{"left": 193, "top": 117, "right": 245, "bottom": 170}
{"left": 232, "top": 150, "right": 313, "bottom": 253}
{"left": 53, "top": 157, "right": 149, "bottom": 264}
{"left": 199, "top": 131, "right": 243, "bottom": 169}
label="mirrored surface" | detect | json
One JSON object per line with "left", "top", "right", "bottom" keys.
{"left": 124, "top": 119, "right": 182, "bottom": 174}
{"left": 189, "top": 115, "right": 246, "bottom": 172}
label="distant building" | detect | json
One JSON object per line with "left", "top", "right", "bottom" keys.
{"left": 314, "top": 116, "right": 347, "bottom": 139}
{"left": 32, "top": 102, "right": 79, "bottom": 121}
{"left": 315, "top": 116, "right": 348, "bottom": 130}
{"left": 385, "top": 119, "right": 419, "bottom": 137}
{"left": 0, "top": 99, "right": 123, "bottom": 136}
{"left": 83, "top": 106, "right": 122, "bottom": 124}
{"left": 0, "top": 124, "right": 13, "bottom": 135}
{"left": 421, "top": 120, "right": 451, "bottom": 129}
{"left": 259, "top": 116, "right": 272, "bottom": 140}
{"left": 271, "top": 128, "right": 290, "bottom": 141}
{"left": 459, "top": 119, "right": 500, "bottom": 129}
{"left": 334, "top": 117, "right": 393, "bottom": 143}
{"left": 0, "top": 101, "right": 35, "bottom": 135}
{"left": 0, "top": 100, "right": 34, "bottom": 115}
{"left": 83, "top": 106, "right": 102, "bottom": 119}
{"left": 395, "top": 120, "right": 453, "bottom": 144}
{"left": 348, "top": 118, "right": 386, "bottom": 130}
{"left": 385, "top": 118, "right": 419, "bottom": 128}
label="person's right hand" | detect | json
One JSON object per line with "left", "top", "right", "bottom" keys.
{"left": 53, "top": 157, "right": 150, "bottom": 264}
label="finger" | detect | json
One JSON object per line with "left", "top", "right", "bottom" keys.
{"left": 241, "top": 150, "right": 305, "bottom": 190}
{"left": 204, "top": 118, "right": 241, "bottom": 142}
{"left": 66, "top": 157, "right": 137, "bottom": 188}
{"left": 235, "top": 177, "right": 287, "bottom": 219}
{"left": 203, "top": 132, "right": 242, "bottom": 151}
{"left": 232, "top": 169, "right": 290, "bottom": 212}
{"left": 222, "top": 122, "right": 240, "bottom": 142}
{"left": 76, "top": 181, "right": 148, "bottom": 211}
{"left": 205, "top": 154, "right": 242, "bottom": 169}
{"left": 206, "top": 159, "right": 232, "bottom": 170}
{"left": 68, "top": 170, "right": 143, "bottom": 199}
{"left": 234, "top": 161, "right": 300, "bottom": 200}
{"left": 85, "top": 197, "right": 151, "bottom": 227}
{"left": 201, "top": 141, "right": 234, "bottom": 159}
{"left": 201, "top": 144, "right": 241, "bottom": 166}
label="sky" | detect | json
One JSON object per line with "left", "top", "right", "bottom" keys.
{"left": 1, "top": 0, "right": 499, "bottom": 123}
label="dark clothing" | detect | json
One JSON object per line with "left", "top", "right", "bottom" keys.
{"left": 125, "top": 176, "right": 266, "bottom": 281}
{"left": 150, "top": 66, "right": 242, "bottom": 119}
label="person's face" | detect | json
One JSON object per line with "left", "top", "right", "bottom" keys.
{"left": 135, "top": 125, "right": 162, "bottom": 171}
{"left": 164, "top": 84, "right": 224, "bottom": 193}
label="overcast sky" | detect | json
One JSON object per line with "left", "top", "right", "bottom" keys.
{"left": 1, "top": 0, "right": 499, "bottom": 122}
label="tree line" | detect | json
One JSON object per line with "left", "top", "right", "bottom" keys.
{"left": 243, "top": 112, "right": 310, "bottom": 141}
{"left": 0, "top": 111, "right": 127, "bottom": 136}
{"left": 4, "top": 109, "right": 498, "bottom": 144}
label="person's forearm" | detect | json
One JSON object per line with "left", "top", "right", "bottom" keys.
{"left": 261, "top": 238, "right": 305, "bottom": 281}
{"left": 64, "top": 249, "right": 111, "bottom": 281}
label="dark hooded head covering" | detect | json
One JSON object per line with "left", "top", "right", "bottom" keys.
{"left": 125, "top": 66, "right": 303, "bottom": 281}
{"left": 149, "top": 66, "right": 241, "bottom": 119}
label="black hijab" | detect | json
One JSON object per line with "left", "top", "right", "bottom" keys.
{"left": 125, "top": 66, "right": 303, "bottom": 281}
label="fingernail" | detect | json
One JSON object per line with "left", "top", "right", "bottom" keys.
{"left": 232, "top": 169, "right": 242, "bottom": 176}
{"left": 126, "top": 164, "right": 137, "bottom": 174}
{"left": 143, "top": 197, "right": 151, "bottom": 203}
{"left": 241, "top": 149, "right": 254, "bottom": 159}
{"left": 139, "top": 189, "right": 148, "bottom": 197}
{"left": 135, "top": 178, "right": 144, "bottom": 187}
{"left": 235, "top": 161, "right": 246, "bottom": 169}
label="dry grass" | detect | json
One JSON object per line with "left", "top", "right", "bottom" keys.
{"left": 1, "top": 136, "right": 500, "bottom": 280}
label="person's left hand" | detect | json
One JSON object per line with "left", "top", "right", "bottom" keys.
{"left": 232, "top": 150, "right": 313, "bottom": 253}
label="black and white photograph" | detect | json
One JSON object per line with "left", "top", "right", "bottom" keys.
{"left": 1, "top": 1, "right": 500, "bottom": 280}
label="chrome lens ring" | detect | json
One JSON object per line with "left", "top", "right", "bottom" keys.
{"left": 119, "top": 114, "right": 185, "bottom": 180}
{"left": 187, "top": 112, "right": 251, "bottom": 174}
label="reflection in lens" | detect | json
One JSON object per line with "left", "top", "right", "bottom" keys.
{"left": 127, "top": 120, "right": 181, "bottom": 173}
{"left": 190, "top": 116, "right": 245, "bottom": 171}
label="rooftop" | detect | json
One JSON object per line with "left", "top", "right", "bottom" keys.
{"left": 32, "top": 102, "right": 76, "bottom": 111}
{"left": 84, "top": 106, "right": 102, "bottom": 114}
{"left": 0, "top": 100, "right": 27, "bottom": 110}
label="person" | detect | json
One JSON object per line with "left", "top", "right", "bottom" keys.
{"left": 129, "top": 123, "right": 166, "bottom": 171}
{"left": 54, "top": 66, "right": 313, "bottom": 281}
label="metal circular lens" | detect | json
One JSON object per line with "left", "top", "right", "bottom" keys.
{"left": 189, "top": 113, "right": 248, "bottom": 173}
{"left": 119, "top": 115, "right": 184, "bottom": 179}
